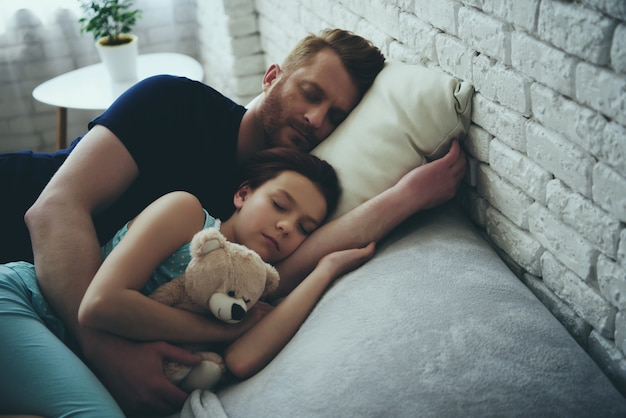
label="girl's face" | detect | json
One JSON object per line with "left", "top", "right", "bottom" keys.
{"left": 228, "top": 170, "right": 327, "bottom": 264}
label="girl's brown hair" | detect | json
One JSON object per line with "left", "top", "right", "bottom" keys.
{"left": 237, "top": 148, "right": 341, "bottom": 220}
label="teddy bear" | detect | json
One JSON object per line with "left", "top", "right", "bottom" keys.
{"left": 149, "top": 227, "right": 280, "bottom": 392}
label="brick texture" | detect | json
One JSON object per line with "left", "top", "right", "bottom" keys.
{"left": 251, "top": 0, "right": 626, "bottom": 396}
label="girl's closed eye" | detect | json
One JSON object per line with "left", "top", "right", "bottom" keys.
{"left": 272, "top": 200, "right": 286, "bottom": 211}
{"left": 299, "top": 224, "right": 313, "bottom": 235}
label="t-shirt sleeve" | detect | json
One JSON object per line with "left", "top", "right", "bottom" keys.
{"left": 89, "top": 75, "right": 206, "bottom": 171}
{"left": 86, "top": 74, "right": 245, "bottom": 239}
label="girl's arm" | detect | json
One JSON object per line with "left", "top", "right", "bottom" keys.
{"left": 224, "top": 242, "right": 376, "bottom": 379}
{"left": 78, "top": 191, "right": 265, "bottom": 344}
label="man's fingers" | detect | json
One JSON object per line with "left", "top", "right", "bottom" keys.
{"left": 159, "top": 342, "right": 203, "bottom": 366}
{"left": 430, "top": 139, "right": 461, "bottom": 168}
{"left": 445, "top": 139, "right": 460, "bottom": 162}
{"left": 447, "top": 140, "right": 467, "bottom": 175}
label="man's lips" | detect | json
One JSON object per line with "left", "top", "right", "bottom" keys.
{"left": 263, "top": 234, "right": 279, "bottom": 251}
{"left": 291, "top": 125, "right": 313, "bottom": 146}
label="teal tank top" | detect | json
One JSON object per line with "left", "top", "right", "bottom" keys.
{"left": 100, "top": 209, "right": 218, "bottom": 295}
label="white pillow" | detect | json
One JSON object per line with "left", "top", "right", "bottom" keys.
{"left": 311, "top": 60, "right": 473, "bottom": 220}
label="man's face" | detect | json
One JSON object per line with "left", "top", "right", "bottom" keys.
{"left": 259, "top": 49, "right": 360, "bottom": 151}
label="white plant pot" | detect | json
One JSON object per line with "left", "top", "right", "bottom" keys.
{"left": 95, "top": 34, "right": 138, "bottom": 82}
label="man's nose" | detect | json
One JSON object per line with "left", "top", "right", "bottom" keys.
{"left": 305, "top": 105, "right": 326, "bottom": 129}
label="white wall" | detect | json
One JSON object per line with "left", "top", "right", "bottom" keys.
{"left": 196, "top": 0, "right": 264, "bottom": 105}
{"left": 0, "top": 0, "right": 199, "bottom": 152}
{"left": 250, "top": 0, "right": 626, "bottom": 395}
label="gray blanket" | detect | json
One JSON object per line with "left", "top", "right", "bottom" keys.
{"left": 181, "top": 203, "right": 626, "bottom": 417}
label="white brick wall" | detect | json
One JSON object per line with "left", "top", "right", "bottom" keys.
{"left": 538, "top": 1, "right": 615, "bottom": 65}
{"left": 197, "top": 0, "right": 265, "bottom": 105}
{"left": 251, "top": 0, "right": 626, "bottom": 396}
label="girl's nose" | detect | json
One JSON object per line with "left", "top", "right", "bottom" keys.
{"left": 277, "top": 219, "right": 294, "bottom": 235}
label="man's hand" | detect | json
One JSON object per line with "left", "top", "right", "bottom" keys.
{"left": 82, "top": 332, "right": 202, "bottom": 416}
{"left": 396, "top": 139, "right": 467, "bottom": 212}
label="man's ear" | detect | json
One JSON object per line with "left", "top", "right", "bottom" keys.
{"left": 233, "top": 183, "right": 251, "bottom": 209}
{"left": 262, "top": 64, "right": 282, "bottom": 92}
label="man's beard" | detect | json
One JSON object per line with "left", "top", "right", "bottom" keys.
{"left": 258, "top": 78, "right": 317, "bottom": 151}
{"left": 258, "top": 78, "right": 285, "bottom": 148}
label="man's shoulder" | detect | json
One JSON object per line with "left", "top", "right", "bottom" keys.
{"left": 135, "top": 74, "right": 213, "bottom": 97}
{"left": 147, "top": 75, "right": 243, "bottom": 114}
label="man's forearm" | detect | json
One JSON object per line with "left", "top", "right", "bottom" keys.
{"left": 24, "top": 125, "right": 140, "bottom": 341}
{"left": 274, "top": 184, "right": 410, "bottom": 298}
{"left": 25, "top": 198, "right": 103, "bottom": 338}
{"left": 275, "top": 140, "right": 466, "bottom": 299}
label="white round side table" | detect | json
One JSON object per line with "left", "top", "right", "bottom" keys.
{"left": 33, "top": 52, "right": 204, "bottom": 149}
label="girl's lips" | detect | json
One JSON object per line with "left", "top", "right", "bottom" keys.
{"left": 263, "top": 234, "right": 279, "bottom": 251}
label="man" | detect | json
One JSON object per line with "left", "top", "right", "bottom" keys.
{"left": 2, "top": 29, "right": 465, "bottom": 415}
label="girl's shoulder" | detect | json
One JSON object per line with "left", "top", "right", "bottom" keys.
{"left": 160, "top": 191, "right": 204, "bottom": 212}
{"left": 126, "top": 191, "right": 207, "bottom": 244}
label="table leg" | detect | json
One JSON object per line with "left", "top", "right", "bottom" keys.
{"left": 56, "top": 107, "right": 67, "bottom": 150}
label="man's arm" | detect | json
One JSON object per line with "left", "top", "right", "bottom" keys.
{"left": 274, "top": 140, "right": 467, "bottom": 299}
{"left": 26, "top": 125, "right": 136, "bottom": 337}
{"left": 24, "top": 125, "right": 197, "bottom": 415}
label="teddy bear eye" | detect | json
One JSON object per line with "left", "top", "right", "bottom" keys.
{"left": 244, "top": 298, "right": 251, "bottom": 304}
{"left": 227, "top": 290, "right": 236, "bottom": 298}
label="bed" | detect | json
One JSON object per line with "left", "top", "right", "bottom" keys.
{"left": 180, "top": 202, "right": 626, "bottom": 417}
{"left": 177, "top": 61, "right": 626, "bottom": 417}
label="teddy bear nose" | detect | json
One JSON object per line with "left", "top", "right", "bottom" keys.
{"left": 232, "top": 304, "right": 246, "bottom": 321}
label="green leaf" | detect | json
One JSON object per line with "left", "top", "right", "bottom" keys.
{"left": 77, "top": 0, "right": 142, "bottom": 42}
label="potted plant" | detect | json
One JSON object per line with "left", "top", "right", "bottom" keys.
{"left": 78, "top": 0, "right": 143, "bottom": 82}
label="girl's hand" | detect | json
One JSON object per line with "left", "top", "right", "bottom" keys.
{"left": 224, "top": 243, "right": 376, "bottom": 379}
{"left": 242, "top": 301, "right": 274, "bottom": 325}
{"left": 316, "top": 242, "right": 376, "bottom": 279}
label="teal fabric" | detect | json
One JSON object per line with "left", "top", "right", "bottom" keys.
{"left": 0, "top": 262, "right": 124, "bottom": 417}
{"left": 101, "top": 209, "right": 217, "bottom": 295}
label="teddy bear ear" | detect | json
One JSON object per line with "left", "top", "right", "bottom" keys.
{"left": 190, "top": 227, "right": 225, "bottom": 257}
{"left": 262, "top": 264, "right": 280, "bottom": 297}
{"left": 200, "top": 239, "right": 221, "bottom": 255}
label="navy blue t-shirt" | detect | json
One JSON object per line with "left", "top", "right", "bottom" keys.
{"left": 0, "top": 146, "right": 76, "bottom": 262}
{"left": 90, "top": 75, "right": 245, "bottom": 243}
{"left": 0, "top": 75, "right": 246, "bottom": 262}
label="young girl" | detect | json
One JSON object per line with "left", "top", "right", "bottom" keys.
{"left": 0, "top": 148, "right": 374, "bottom": 417}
